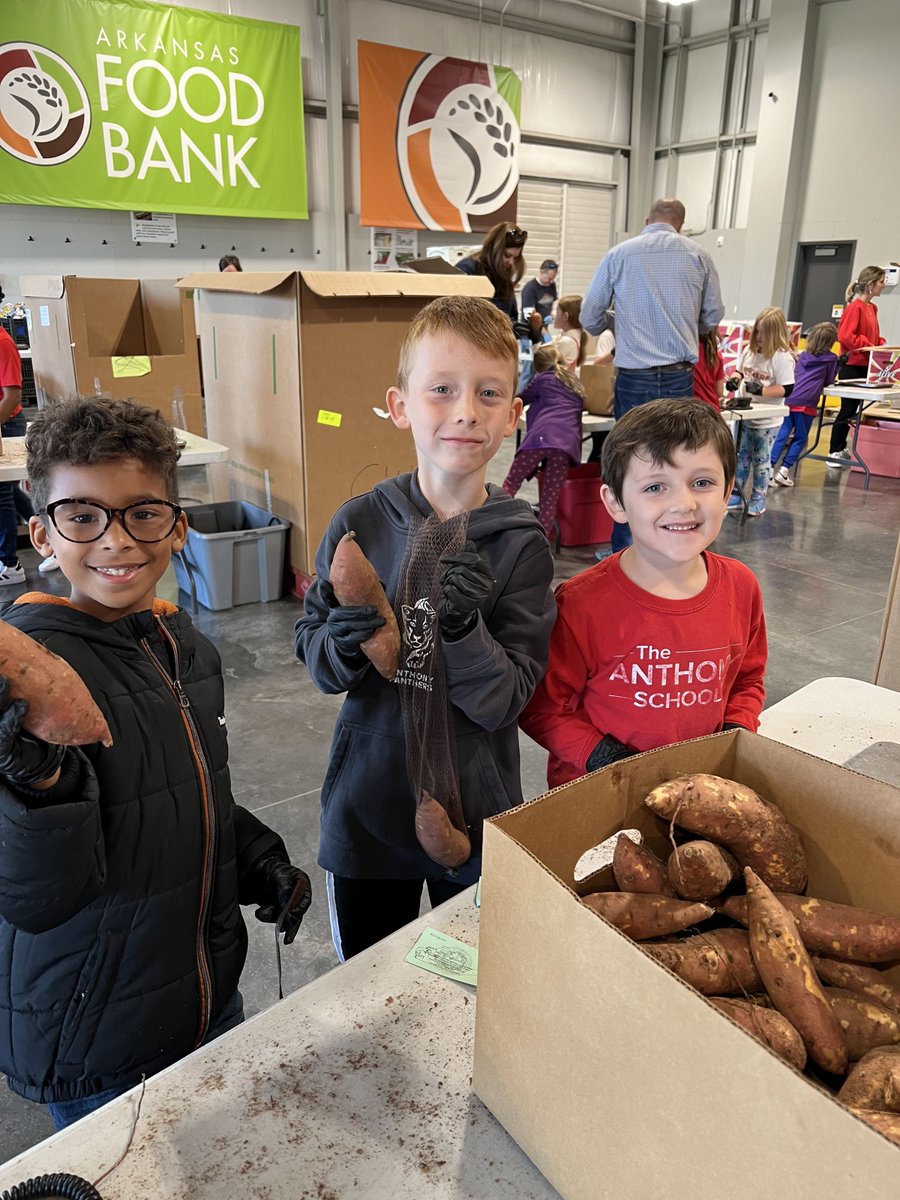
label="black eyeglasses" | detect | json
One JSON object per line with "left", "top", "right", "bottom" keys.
{"left": 505, "top": 227, "right": 528, "bottom": 247}
{"left": 41, "top": 499, "right": 183, "bottom": 544}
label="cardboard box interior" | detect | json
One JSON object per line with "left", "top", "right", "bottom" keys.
{"left": 874, "top": 530, "right": 900, "bottom": 691}
{"left": 21, "top": 275, "right": 203, "bottom": 434}
{"left": 177, "top": 270, "right": 494, "bottom": 581}
{"left": 474, "top": 730, "right": 900, "bottom": 1200}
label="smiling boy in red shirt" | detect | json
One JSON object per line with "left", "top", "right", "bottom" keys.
{"left": 521, "top": 397, "right": 766, "bottom": 788}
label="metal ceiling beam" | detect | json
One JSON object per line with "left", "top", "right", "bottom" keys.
{"left": 380, "top": 0, "right": 636, "bottom": 53}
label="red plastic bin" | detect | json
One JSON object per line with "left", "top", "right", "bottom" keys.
{"left": 850, "top": 421, "right": 900, "bottom": 479}
{"left": 537, "top": 462, "right": 613, "bottom": 547}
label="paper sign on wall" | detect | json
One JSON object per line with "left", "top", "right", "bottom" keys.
{"left": 0, "top": 0, "right": 307, "bottom": 220}
{"left": 359, "top": 40, "right": 521, "bottom": 233}
{"left": 131, "top": 213, "right": 178, "bottom": 244}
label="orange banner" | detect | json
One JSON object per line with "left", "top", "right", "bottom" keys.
{"left": 358, "top": 40, "right": 521, "bottom": 233}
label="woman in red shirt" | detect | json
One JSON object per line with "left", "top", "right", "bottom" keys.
{"left": 828, "top": 265, "right": 886, "bottom": 460}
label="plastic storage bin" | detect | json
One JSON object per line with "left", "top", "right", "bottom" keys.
{"left": 537, "top": 462, "right": 614, "bottom": 548}
{"left": 850, "top": 421, "right": 900, "bottom": 479}
{"left": 174, "top": 501, "right": 290, "bottom": 611}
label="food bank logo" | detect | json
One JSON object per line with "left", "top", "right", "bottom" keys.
{"left": 359, "top": 41, "right": 521, "bottom": 233}
{"left": 397, "top": 56, "right": 520, "bottom": 232}
{"left": 0, "top": 43, "right": 91, "bottom": 164}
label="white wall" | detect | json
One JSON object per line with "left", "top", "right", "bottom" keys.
{"left": 792, "top": 0, "right": 900, "bottom": 343}
{"left": 0, "top": 0, "right": 633, "bottom": 299}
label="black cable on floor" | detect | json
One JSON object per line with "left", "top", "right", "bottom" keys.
{"left": 0, "top": 1174, "right": 103, "bottom": 1199}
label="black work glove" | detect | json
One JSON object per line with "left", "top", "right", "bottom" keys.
{"left": 0, "top": 676, "right": 65, "bottom": 787}
{"left": 438, "top": 540, "right": 493, "bottom": 641}
{"left": 725, "top": 375, "right": 741, "bottom": 392}
{"left": 586, "top": 733, "right": 634, "bottom": 773}
{"left": 837, "top": 352, "right": 850, "bottom": 374}
{"left": 321, "top": 579, "right": 386, "bottom": 662}
{"left": 250, "top": 854, "right": 312, "bottom": 946}
{"left": 744, "top": 380, "right": 764, "bottom": 396}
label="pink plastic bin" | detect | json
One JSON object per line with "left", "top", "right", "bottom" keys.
{"left": 850, "top": 421, "right": 900, "bottom": 479}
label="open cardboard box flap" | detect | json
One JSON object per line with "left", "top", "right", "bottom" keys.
{"left": 474, "top": 729, "right": 900, "bottom": 1200}
{"left": 20, "top": 276, "right": 66, "bottom": 299}
{"left": 177, "top": 270, "right": 493, "bottom": 300}
{"left": 176, "top": 271, "right": 294, "bottom": 295}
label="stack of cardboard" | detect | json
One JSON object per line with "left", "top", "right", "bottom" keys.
{"left": 176, "top": 270, "right": 494, "bottom": 589}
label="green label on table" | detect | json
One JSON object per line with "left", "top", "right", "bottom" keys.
{"left": 405, "top": 927, "right": 478, "bottom": 987}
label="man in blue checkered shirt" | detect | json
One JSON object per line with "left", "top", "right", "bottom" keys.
{"left": 581, "top": 197, "right": 724, "bottom": 552}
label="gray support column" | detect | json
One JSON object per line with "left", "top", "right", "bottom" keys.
{"left": 320, "top": 0, "right": 347, "bottom": 269}
{"left": 737, "top": 0, "right": 818, "bottom": 316}
{"left": 626, "top": 18, "right": 664, "bottom": 232}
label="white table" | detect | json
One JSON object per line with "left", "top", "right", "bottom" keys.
{"left": 1, "top": 679, "right": 894, "bottom": 1198}
{"left": 759, "top": 677, "right": 900, "bottom": 780}
{"left": 802, "top": 384, "right": 900, "bottom": 488}
{"left": 0, "top": 428, "right": 228, "bottom": 483}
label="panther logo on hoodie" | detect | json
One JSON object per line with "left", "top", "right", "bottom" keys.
{"left": 400, "top": 597, "right": 436, "bottom": 671}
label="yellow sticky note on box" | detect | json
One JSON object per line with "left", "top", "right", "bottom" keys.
{"left": 111, "top": 355, "right": 152, "bottom": 378}
{"left": 317, "top": 409, "right": 342, "bottom": 427}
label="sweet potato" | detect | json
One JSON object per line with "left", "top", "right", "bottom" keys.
{"left": 0, "top": 620, "right": 111, "bottom": 746}
{"left": 612, "top": 834, "right": 674, "bottom": 896}
{"left": 744, "top": 867, "right": 848, "bottom": 1075}
{"left": 826, "top": 988, "right": 900, "bottom": 1062}
{"left": 812, "top": 958, "right": 900, "bottom": 1015}
{"left": 642, "top": 774, "right": 807, "bottom": 893}
{"left": 414, "top": 790, "right": 470, "bottom": 869}
{"left": 710, "top": 997, "right": 807, "bottom": 1071}
{"left": 644, "top": 929, "right": 762, "bottom": 996}
{"left": 580, "top": 892, "right": 713, "bottom": 940}
{"left": 839, "top": 1046, "right": 900, "bottom": 1111}
{"left": 848, "top": 1108, "right": 900, "bottom": 1146}
{"left": 329, "top": 531, "right": 400, "bottom": 680}
{"left": 667, "top": 840, "right": 740, "bottom": 901}
{"left": 720, "top": 894, "right": 900, "bottom": 964}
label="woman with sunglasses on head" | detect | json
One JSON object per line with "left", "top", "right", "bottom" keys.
{"left": 456, "top": 223, "right": 528, "bottom": 322}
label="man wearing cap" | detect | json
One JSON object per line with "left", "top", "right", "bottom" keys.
{"left": 521, "top": 260, "right": 559, "bottom": 322}
{"left": 581, "top": 198, "right": 724, "bottom": 552}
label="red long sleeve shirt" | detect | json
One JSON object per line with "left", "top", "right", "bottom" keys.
{"left": 520, "top": 551, "right": 767, "bottom": 788}
{"left": 837, "top": 299, "right": 884, "bottom": 366}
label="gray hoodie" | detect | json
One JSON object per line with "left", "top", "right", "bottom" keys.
{"left": 295, "top": 472, "right": 555, "bottom": 885}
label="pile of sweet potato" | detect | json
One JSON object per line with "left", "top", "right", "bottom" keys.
{"left": 578, "top": 772, "right": 900, "bottom": 1145}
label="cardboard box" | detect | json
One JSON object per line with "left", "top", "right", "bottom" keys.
{"left": 866, "top": 347, "right": 900, "bottom": 386}
{"left": 875, "top": 530, "right": 900, "bottom": 691}
{"left": 474, "top": 730, "right": 900, "bottom": 1200}
{"left": 717, "top": 319, "right": 802, "bottom": 376}
{"left": 176, "top": 270, "right": 494, "bottom": 582}
{"left": 21, "top": 276, "right": 203, "bottom": 433}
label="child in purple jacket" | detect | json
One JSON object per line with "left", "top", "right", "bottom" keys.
{"left": 771, "top": 322, "right": 839, "bottom": 486}
{"left": 502, "top": 344, "right": 585, "bottom": 535}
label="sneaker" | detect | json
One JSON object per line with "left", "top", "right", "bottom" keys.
{"left": 774, "top": 467, "right": 794, "bottom": 487}
{"left": 0, "top": 561, "right": 25, "bottom": 586}
{"left": 747, "top": 496, "right": 766, "bottom": 518}
{"left": 726, "top": 491, "right": 743, "bottom": 511}
{"left": 826, "top": 449, "right": 851, "bottom": 466}
{"left": 38, "top": 554, "right": 60, "bottom": 574}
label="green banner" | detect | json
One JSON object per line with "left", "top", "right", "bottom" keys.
{"left": 0, "top": 0, "right": 306, "bottom": 219}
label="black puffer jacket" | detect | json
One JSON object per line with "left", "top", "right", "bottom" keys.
{"left": 0, "top": 596, "right": 284, "bottom": 1103}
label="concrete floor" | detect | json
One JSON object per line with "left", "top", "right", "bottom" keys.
{"left": 1, "top": 441, "right": 898, "bottom": 1165}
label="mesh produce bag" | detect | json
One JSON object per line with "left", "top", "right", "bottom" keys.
{"left": 394, "top": 511, "right": 470, "bottom": 854}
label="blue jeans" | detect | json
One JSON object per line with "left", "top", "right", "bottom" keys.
{"left": 0, "top": 415, "right": 27, "bottom": 566}
{"left": 610, "top": 367, "right": 695, "bottom": 551}
{"left": 45, "top": 989, "right": 245, "bottom": 1130}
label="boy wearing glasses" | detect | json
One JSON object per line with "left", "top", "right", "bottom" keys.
{"left": 0, "top": 398, "right": 311, "bottom": 1130}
